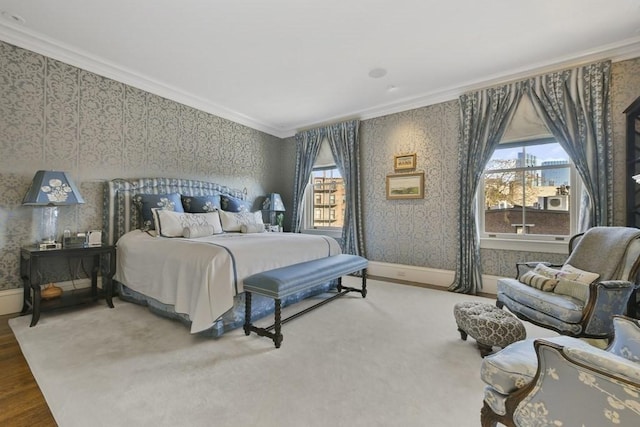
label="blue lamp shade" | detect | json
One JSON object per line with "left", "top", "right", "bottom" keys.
{"left": 22, "top": 170, "right": 85, "bottom": 206}
{"left": 262, "top": 193, "right": 285, "bottom": 212}
{"left": 23, "top": 171, "right": 84, "bottom": 244}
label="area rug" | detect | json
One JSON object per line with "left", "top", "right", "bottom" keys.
{"left": 10, "top": 279, "right": 556, "bottom": 427}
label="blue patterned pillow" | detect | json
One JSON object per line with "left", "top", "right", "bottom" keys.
{"left": 133, "top": 193, "right": 184, "bottom": 230}
{"left": 220, "top": 194, "right": 250, "bottom": 212}
{"left": 181, "top": 195, "right": 220, "bottom": 213}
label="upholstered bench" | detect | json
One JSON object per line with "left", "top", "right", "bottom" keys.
{"left": 453, "top": 301, "right": 526, "bottom": 357}
{"left": 243, "top": 254, "right": 368, "bottom": 348}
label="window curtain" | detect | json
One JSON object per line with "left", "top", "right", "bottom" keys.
{"left": 527, "top": 60, "right": 613, "bottom": 230}
{"left": 291, "top": 128, "right": 326, "bottom": 233}
{"left": 326, "top": 120, "right": 365, "bottom": 256}
{"left": 449, "top": 83, "right": 524, "bottom": 294}
{"left": 291, "top": 120, "right": 365, "bottom": 256}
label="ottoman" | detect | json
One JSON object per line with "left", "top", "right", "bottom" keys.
{"left": 453, "top": 301, "right": 526, "bottom": 357}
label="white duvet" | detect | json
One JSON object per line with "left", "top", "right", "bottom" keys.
{"left": 114, "top": 230, "right": 341, "bottom": 333}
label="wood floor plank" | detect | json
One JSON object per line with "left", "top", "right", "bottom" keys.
{"left": 0, "top": 314, "right": 56, "bottom": 426}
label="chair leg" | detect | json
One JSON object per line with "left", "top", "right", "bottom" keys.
{"left": 496, "top": 300, "right": 504, "bottom": 309}
{"left": 481, "top": 400, "right": 516, "bottom": 427}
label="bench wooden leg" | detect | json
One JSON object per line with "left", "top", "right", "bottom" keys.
{"left": 274, "top": 298, "right": 283, "bottom": 348}
{"left": 243, "top": 291, "right": 252, "bottom": 336}
{"left": 361, "top": 268, "right": 367, "bottom": 298}
{"left": 337, "top": 268, "right": 367, "bottom": 298}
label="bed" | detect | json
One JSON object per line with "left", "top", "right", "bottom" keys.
{"left": 103, "top": 177, "right": 341, "bottom": 337}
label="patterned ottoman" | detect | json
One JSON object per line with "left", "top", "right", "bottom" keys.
{"left": 453, "top": 301, "right": 526, "bottom": 357}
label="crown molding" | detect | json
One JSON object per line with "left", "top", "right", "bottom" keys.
{"left": 285, "top": 36, "right": 640, "bottom": 137}
{"left": 2, "top": 21, "right": 639, "bottom": 140}
{"left": 0, "top": 22, "right": 287, "bottom": 138}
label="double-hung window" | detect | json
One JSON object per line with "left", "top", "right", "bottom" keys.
{"left": 301, "top": 140, "right": 345, "bottom": 236}
{"left": 479, "top": 138, "right": 579, "bottom": 251}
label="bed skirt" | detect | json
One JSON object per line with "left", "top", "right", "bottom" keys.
{"left": 116, "top": 280, "right": 336, "bottom": 338}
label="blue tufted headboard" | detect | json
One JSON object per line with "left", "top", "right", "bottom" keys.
{"left": 103, "top": 177, "right": 246, "bottom": 245}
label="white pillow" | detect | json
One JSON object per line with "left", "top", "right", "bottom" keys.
{"left": 553, "top": 278, "right": 590, "bottom": 302}
{"left": 240, "top": 223, "right": 265, "bottom": 234}
{"left": 218, "top": 210, "right": 263, "bottom": 232}
{"left": 183, "top": 225, "right": 215, "bottom": 238}
{"left": 560, "top": 264, "right": 600, "bottom": 284}
{"left": 152, "top": 209, "right": 223, "bottom": 237}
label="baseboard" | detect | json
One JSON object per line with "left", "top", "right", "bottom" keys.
{"left": 0, "top": 263, "right": 499, "bottom": 316}
{"left": 0, "top": 278, "right": 96, "bottom": 316}
{"left": 367, "top": 261, "right": 499, "bottom": 296}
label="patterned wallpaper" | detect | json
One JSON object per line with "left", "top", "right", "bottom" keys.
{"left": 1, "top": 37, "right": 639, "bottom": 293}
{"left": 356, "top": 57, "right": 640, "bottom": 279}
{"left": 0, "top": 41, "right": 283, "bottom": 291}
{"left": 360, "top": 101, "right": 461, "bottom": 270}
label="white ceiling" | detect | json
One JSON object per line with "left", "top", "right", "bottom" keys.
{"left": 1, "top": 0, "right": 640, "bottom": 138}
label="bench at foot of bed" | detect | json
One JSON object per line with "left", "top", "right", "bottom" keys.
{"left": 242, "top": 254, "right": 368, "bottom": 348}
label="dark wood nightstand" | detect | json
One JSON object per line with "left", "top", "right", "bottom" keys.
{"left": 20, "top": 245, "right": 116, "bottom": 326}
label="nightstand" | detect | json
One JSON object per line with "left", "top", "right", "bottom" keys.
{"left": 20, "top": 245, "right": 116, "bottom": 326}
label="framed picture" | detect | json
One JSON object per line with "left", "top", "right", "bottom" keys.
{"left": 394, "top": 153, "right": 416, "bottom": 171}
{"left": 386, "top": 172, "right": 424, "bottom": 200}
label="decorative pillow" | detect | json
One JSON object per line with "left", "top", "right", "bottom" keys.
{"left": 519, "top": 271, "right": 559, "bottom": 292}
{"left": 183, "top": 225, "right": 215, "bottom": 238}
{"left": 181, "top": 195, "right": 220, "bottom": 213}
{"left": 220, "top": 194, "right": 251, "bottom": 212}
{"left": 560, "top": 264, "right": 600, "bottom": 284}
{"left": 533, "top": 264, "right": 562, "bottom": 279}
{"left": 240, "top": 223, "right": 265, "bottom": 234}
{"left": 152, "top": 209, "right": 223, "bottom": 237}
{"left": 133, "top": 193, "right": 184, "bottom": 230}
{"left": 553, "top": 278, "right": 590, "bottom": 302}
{"left": 218, "top": 210, "right": 263, "bottom": 232}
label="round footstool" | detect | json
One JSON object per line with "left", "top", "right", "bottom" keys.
{"left": 453, "top": 301, "right": 526, "bottom": 357}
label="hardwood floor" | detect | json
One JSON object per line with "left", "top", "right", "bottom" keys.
{"left": 0, "top": 314, "right": 56, "bottom": 427}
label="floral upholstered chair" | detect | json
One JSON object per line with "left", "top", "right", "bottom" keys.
{"left": 479, "top": 315, "right": 640, "bottom": 427}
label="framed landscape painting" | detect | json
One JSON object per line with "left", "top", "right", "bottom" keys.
{"left": 386, "top": 172, "right": 424, "bottom": 199}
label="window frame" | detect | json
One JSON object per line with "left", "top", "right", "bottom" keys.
{"left": 301, "top": 165, "right": 343, "bottom": 239}
{"left": 478, "top": 139, "right": 580, "bottom": 253}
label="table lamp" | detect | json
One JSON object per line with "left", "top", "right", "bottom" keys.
{"left": 22, "top": 170, "right": 85, "bottom": 248}
{"left": 262, "top": 193, "right": 285, "bottom": 230}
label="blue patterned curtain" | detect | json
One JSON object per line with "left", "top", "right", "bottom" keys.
{"left": 291, "top": 128, "right": 326, "bottom": 233}
{"left": 528, "top": 60, "right": 613, "bottom": 230}
{"left": 450, "top": 83, "right": 524, "bottom": 294}
{"left": 326, "top": 120, "right": 364, "bottom": 256}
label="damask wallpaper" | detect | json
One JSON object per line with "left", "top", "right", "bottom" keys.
{"left": 1, "top": 37, "right": 639, "bottom": 294}
{"left": 355, "top": 57, "right": 639, "bottom": 279}
{"left": 0, "top": 41, "right": 283, "bottom": 291}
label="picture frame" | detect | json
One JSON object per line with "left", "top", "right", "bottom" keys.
{"left": 386, "top": 172, "right": 424, "bottom": 200}
{"left": 394, "top": 153, "right": 416, "bottom": 171}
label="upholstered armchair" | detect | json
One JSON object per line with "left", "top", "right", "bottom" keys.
{"left": 496, "top": 226, "right": 640, "bottom": 339}
{"left": 480, "top": 315, "right": 640, "bottom": 427}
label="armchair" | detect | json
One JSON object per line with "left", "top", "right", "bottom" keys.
{"left": 496, "top": 226, "right": 640, "bottom": 339}
{"left": 480, "top": 315, "right": 640, "bottom": 427}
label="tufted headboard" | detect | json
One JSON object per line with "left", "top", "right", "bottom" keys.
{"left": 103, "top": 177, "right": 247, "bottom": 245}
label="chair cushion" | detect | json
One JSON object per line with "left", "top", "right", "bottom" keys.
{"left": 480, "top": 336, "right": 592, "bottom": 394}
{"left": 497, "top": 278, "right": 584, "bottom": 323}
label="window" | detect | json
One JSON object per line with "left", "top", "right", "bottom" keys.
{"left": 302, "top": 166, "right": 345, "bottom": 231}
{"left": 479, "top": 139, "right": 578, "bottom": 241}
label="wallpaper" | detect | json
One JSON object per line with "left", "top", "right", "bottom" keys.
{"left": 0, "top": 41, "right": 282, "bottom": 291}
{"left": 350, "top": 57, "right": 639, "bottom": 280}
{"left": 1, "top": 37, "right": 639, "bottom": 293}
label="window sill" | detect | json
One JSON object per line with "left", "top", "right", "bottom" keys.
{"left": 480, "top": 236, "right": 569, "bottom": 254}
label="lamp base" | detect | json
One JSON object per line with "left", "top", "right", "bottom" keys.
{"left": 41, "top": 283, "right": 62, "bottom": 300}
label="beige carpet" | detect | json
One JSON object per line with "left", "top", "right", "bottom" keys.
{"left": 10, "top": 278, "right": 557, "bottom": 427}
